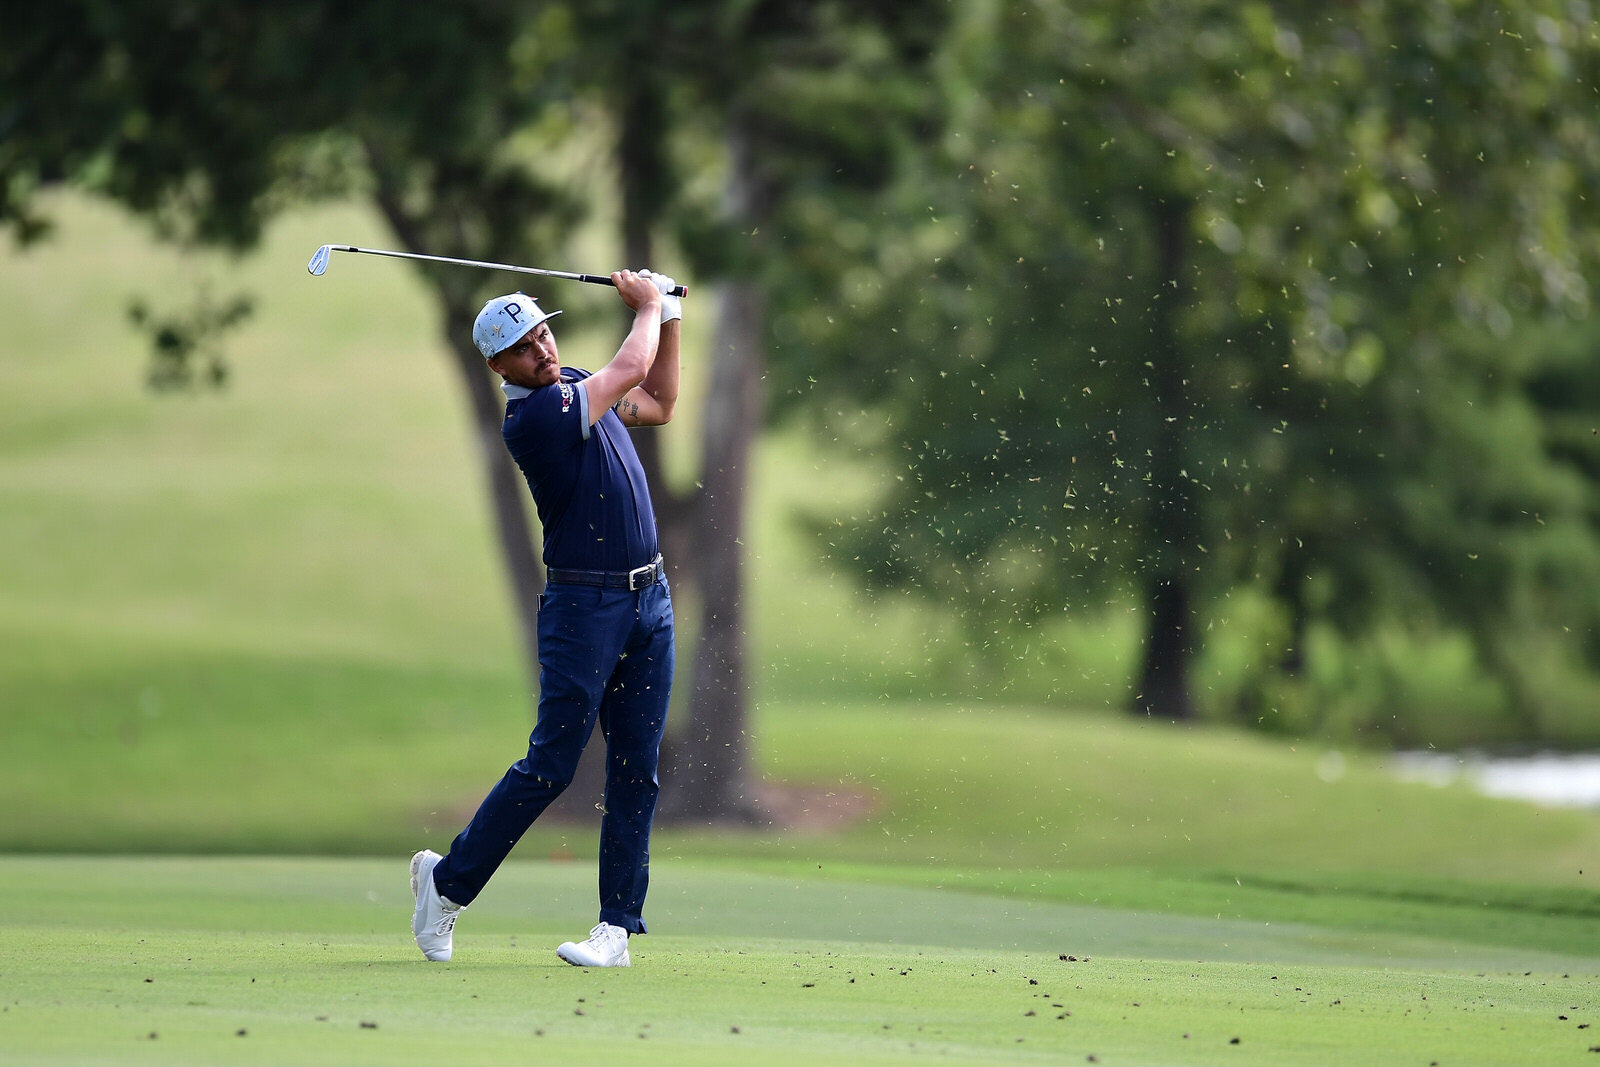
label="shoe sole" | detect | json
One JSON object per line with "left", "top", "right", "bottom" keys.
{"left": 409, "top": 851, "right": 428, "bottom": 910}
{"left": 409, "top": 850, "right": 432, "bottom": 934}
{"left": 410, "top": 850, "right": 451, "bottom": 961}
{"left": 556, "top": 945, "right": 630, "bottom": 967}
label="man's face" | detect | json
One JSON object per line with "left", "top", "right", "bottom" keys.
{"left": 488, "top": 320, "right": 560, "bottom": 389}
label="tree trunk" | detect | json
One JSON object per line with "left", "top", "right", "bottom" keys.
{"left": 660, "top": 277, "right": 766, "bottom": 821}
{"left": 1136, "top": 574, "right": 1196, "bottom": 720}
{"left": 1134, "top": 195, "right": 1198, "bottom": 721}
{"left": 657, "top": 119, "right": 768, "bottom": 823}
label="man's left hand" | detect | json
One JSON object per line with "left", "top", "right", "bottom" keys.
{"left": 640, "top": 270, "right": 681, "bottom": 323}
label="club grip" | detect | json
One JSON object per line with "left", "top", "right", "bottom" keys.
{"left": 579, "top": 274, "right": 689, "bottom": 298}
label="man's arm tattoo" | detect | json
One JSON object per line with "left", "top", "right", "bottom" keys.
{"left": 613, "top": 396, "right": 641, "bottom": 420}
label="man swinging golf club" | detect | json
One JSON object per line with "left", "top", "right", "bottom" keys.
{"left": 411, "top": 268, "right": 681, "bottom": 967}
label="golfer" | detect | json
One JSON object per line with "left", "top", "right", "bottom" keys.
{"left": 411, "top": 268, "right": 680, "bottom": 968}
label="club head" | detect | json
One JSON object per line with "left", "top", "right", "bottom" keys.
{"left": 307, "top": 245, "right": 332, "bottom": 276}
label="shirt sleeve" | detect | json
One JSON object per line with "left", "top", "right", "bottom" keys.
{"left": 504, "top": 376, "right": 591, "bottom": 456}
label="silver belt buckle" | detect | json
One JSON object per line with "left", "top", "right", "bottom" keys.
{"left": 627, "top": 562, "right": 654, "bottom": 591}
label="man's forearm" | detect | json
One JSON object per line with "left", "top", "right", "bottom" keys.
{"left": 642, "top": 319, "right": 680, "bottom": 412}
{"left": 614, "top": 306, "right": 662, "bottom": 386}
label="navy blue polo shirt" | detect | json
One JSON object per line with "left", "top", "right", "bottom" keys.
{"left": 501, "top": 367, "right": 659, "bottom": 572}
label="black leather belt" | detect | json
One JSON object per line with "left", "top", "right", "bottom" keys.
{"left": 546, "top": 553, "right": 665, "bottom": 592}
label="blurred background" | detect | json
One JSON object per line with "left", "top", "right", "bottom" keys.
{"left": 3, "top": 1, "right": 1600, "bottom": 886}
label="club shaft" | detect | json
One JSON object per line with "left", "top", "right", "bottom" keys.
{"left": 321, "top": 245, "right": 687, "bottom": 297}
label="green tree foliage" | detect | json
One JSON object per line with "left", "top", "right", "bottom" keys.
{"left": 127, "top": 289, "right": 252, "bottom": 391}
{"left": 9, "top": 0, "right": 1600, "bottom": 753}
{"left": 792, "top": 0, "right": 1600, "bottom": 738}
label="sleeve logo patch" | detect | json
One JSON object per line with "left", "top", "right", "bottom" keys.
{"left": 559, "top": 382, "right": 575, "bottom": 412}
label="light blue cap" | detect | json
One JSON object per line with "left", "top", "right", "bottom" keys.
{"left": 473, "top": 293, "right": 562, "bottom": 359}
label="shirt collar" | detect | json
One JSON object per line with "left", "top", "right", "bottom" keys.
{"left": 502, "top": 382, "right": 533, "bottom": 400}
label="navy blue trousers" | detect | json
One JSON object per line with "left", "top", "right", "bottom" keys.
{"left": 432, "top": 576, "right": 674, "bottom": 934}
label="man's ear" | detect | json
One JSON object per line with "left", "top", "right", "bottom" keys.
{"left": 485, "top": 356, "right": 504, "bottom": 378}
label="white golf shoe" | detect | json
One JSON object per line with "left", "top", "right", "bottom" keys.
{"left": 556, "top": 922, "right": 631, "bottom": 967}
{"left": 409, "top": 850, "right": 463, "bottom": 962}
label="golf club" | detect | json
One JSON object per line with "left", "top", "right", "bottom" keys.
{"left": 306, "top": 244, "right": 688, "bottom": 297}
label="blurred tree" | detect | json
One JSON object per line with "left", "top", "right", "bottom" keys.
{"left": 664, "top": 1, "right": 948, "bottom": 818}
{"left": 562, "top": 1, "right": 949, "bottom": 819}
{"left": 793, "top": 0, "right": 1600, "bottom": 735}
{"left": 11, "top": 0, "right": 1595, "bottom": 765}
{"left": 127, "top": 289, "right": 252, "bottom": 392}
{"left": 0, "top": 0, "right": 601, "bottom": 812}
{"left": 0, "top": 0, "right": 950, "bottom": 823}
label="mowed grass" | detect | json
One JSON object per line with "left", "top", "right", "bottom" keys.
{"left": 4, "top": 856, "right": 1600, "bottom": 1067}
{"left": 11, "top": 626, "right": 1600, "bottom": 888}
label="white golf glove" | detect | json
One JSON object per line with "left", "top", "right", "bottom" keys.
{"left": 639, "top": 269, "right": 681, "bottom": 323}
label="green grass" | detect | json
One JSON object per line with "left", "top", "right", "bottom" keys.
{"left": 0, "top": 196, "right": 517, "bottom": 675}
{"left": 741, "top": 704, "right": 1600, "bottom": 880}
{"left": 11, "top": 634, "right": 1600, "bottom": 888}
{"left": 4, "top": 856, "right": 1600, "bottom": 1066}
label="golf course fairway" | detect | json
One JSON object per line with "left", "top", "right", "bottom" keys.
{"left": 3, "top": 856, "right": 1596, "bottom": 1065}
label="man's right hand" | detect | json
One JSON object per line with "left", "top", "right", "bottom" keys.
{"left": 612, "top": 270, "right": 663, "bottom": 314}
